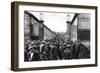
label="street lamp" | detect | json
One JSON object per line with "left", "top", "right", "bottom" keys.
{"left": 39, "top": 13, "right": 44, "bottom": 28}
{"left": 39, "top": 13, "right": 44, "bottom": 21}
{"left": 67, "top": 14, "right": 70, "bottom": 22}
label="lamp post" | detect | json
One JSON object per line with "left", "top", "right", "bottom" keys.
{"left": 66, "top": 14, "right": 71, "bottom": 41}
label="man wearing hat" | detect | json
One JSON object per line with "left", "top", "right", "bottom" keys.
{"left": 28, "top": 41, "right": 40, "bottom": 61}
{"left": 62, "top": 44, "right": 72, "bottom": 59}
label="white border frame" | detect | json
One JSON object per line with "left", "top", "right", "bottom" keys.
{"left": 18, "top": 5, "right": 96, "bottom": 68}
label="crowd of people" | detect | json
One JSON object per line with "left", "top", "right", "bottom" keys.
{"left": 24, "top": 39, "right": 90, "bottom": 61}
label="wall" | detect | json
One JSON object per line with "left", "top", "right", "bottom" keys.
{"left": 24, "top": 11, "right": 55, "bottom": 41}
{"left": 77, "top": 14, "right": 90, "bottom": 29}
{"left": 24, "top": 12, "right": 31, "bottom": 41}
{"left": 44, "top": 26, "right": 52, "bottom": 40}
{"left": 77, "top": 14, "right": 90, "bottom": 48}
{"left": 24, "top": 11, "right": 40, "bottom": 41}
{"left": 44, "top": 25, "right": 56, "bottom": 40}
{"left": 70, "top": 24, "right": 77, "bottom": 42}
{"left": 0, "top": 0, "right": 100, "bottom": 73}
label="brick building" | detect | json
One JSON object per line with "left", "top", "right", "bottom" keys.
{"left": 24, "top": 11, "right": 56, "bottom": 42}
{"left": 66, "top": 13, "right": 90, "bottom": 48}
{"left": 77, "top": 13, "right": 90, "bottom": 49}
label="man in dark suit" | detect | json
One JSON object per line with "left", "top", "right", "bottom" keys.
{"left": 78, "top": 43, "right": 90, "bottom": 59}
{"left": 50, "top": 43, "right": 59, "bottom": 60}
{"left": 62, "top": 44, "right": 72, "bottom": 59}
{"left": 28, "top": 44, "right": 40, "bottom": 61}
{"left": 44, "top": 42, "right": 51, "bottom": 60}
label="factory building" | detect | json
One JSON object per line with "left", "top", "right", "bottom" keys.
{"left": 24, "top": 11, "right": 56, "bottom": 42}
{"left": 66, "top": 13, "right": 90, "bottom": 48}
{"left": 77, "top": 13, "right": 90, "bottom": 49}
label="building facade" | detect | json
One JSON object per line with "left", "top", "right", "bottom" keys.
{"left": 77, "top": 13, "right": 90, "bottom": 49}
{"left": 66, "top": 13, "right": 90, "bottom": 49}
{"left": 24, "top": 11, "right": 56, "bottom": 42}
